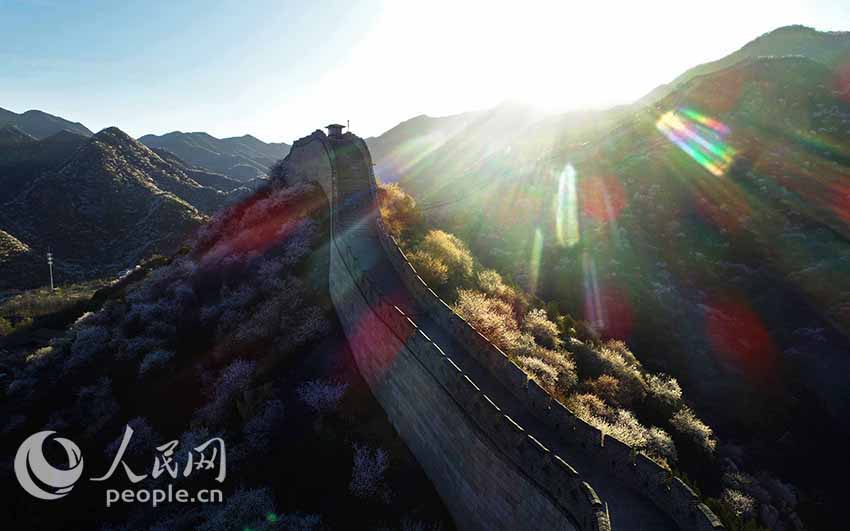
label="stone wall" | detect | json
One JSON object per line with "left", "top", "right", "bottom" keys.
{"left": 373, "top": 218, "right": 724, "bottom": 531}
{"left": 283, "top": 130, "right": 611, "bottom": 530}
{"left": 281, "top": 128, "right": 723, "bottom": 530}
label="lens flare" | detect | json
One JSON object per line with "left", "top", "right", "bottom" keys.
{"left": 555, "top": 163, "right": 580, "bottom": 246}
{"left": 528, "top": 227, "right": 544, "bottom": 295}
{"left": 656, "top": 108, "right": 736, "bottom": 176}
{"left": 582, "top": 252, "right": 605, "bottom": 330}
{"left": 705, "top": 295, "right": 778, "bottom": 380}
{"left": 580, "top": 174, "right": 627, "bottom": 224}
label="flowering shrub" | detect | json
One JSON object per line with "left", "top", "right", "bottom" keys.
{"left": 476, "top": 269, "right": 517, "bottom": 302}
{"left": 377, "top": 182, "right": 420, "bottom": 240}
{"left": 522, "top": 308, "right": 562, "bottom": 349}
{"left": 138, "top": 349, "right": 175, "bottom": 376}
{"left": 419, "top": 230, "right": 474, "bottom": 279}
{"left": 76, "top": 377, "right": 119, "bottom": 436}
{"left": 454, "top": 289, "right": 521, "bottom": 351}
{"left": 408, "top": 249, "right": 449, "bottom": 286}
{"left": 349, "top": 444, "right": 390, "bottom": 501}
{"left": 296, "top": 379, "right": 349, "bottom": 414}
{"left": 722, "top": 488, "right": 755, "bottom": 518}
{"left": 574, "top": 340, "right": 646, "bottom": 407}
{"left": 671, "top": 406, "right": 717, "bottom": 453}
{"left": 583, "top": 375, "right": 624, "bottom": 406}
{"left": 241, "top": 399, "right": 285, "bottom": 452}
{"left": 516, "top": 356, "right": 559, "bottom": 391}
{"left": 645, "top": 373, "right": 683, "bottom": 407}
{"left": 64, "top": 325, "right": 110, "bottom": 372}
{"left": 567, "top": 392, "right": 677, "bottom": 465}
{"left": 197, "top": 359, "right": 256, "bottom": 423}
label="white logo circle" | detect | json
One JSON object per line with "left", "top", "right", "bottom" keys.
{"left": 14, "top": 431, "right": 84, "bottom": 500}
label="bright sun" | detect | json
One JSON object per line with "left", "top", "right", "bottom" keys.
{"left": 339, "top": 1, "right": 671, "bottom": 116}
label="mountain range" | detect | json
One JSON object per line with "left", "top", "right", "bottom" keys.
{"left": 362, "top": 25, "right": 850, "bottom": 530}
{"left": 0, "top": 126, "right": 274, "bottom": 290}
{"left": 0, "top": 111, "right": 296, "bottom": 290}
{"left": 139, "top": 131, "right": 290, "bottom": 181}
{"left": 0, "top": 106, "right": 92, "bottom": 139}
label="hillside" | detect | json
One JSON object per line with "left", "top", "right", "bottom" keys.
{"left": 365, "top": 112, "right": 480, "bottom": 181}
{"left": 139, "top": 131, "right": 290, "bottom": 181}
{"left": 0, "top": 127, "right": 210, "bottom": 290}
{"left": 0, "top": 125, "right": 35, "bottom": 146}
{"left": 0, "top": 129, "right": 89, "bottom": 203}
{"left": 0, "top": 106, "right": 93, "bottom": 139}
{"left": 366, "top": 103, "right": 626, "bottom": 196}
{"left": 0, "top": 229, "right": 41, "bottom": 291}
{"left": 638, "top": 24, "right": 850, "bottom": 105}
{"left": 0, "top": 183, "right": 453, "bottom": 530}
{"left": 370, "top": 45, "right": 850, "bottom": 531}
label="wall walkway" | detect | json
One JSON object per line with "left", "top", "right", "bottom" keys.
{"left": 279, "top": 130, "right": 723, "bottom": 531}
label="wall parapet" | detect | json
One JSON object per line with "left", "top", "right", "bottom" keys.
{"left": 372, "top": 216, "right": 723, "bottom": 531}
{"left": 334, "top": 227, "right": 610, "bottom": 531}
{"left": 283, "top": 128, "right": 721, "bottom": 530}
{"left": 321, "top": 133, "right": 610, "bottom": 530}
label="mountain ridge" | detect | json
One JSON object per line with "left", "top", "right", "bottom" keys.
{"left": 0, "top": 106, "right": 93, "bottom": 139}
{"left": 0, "top": 126, "right": 212, "bottom": 289}
{"left": 139, "top": 130, "right": 290, "bottom": 181}
{"left": 637, "top": 24, "right": 850, "bottom": 106}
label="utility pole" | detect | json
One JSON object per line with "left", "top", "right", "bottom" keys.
{"left": 46, "top": 249, "right": 54, "bottom": 291}
{"left": 347, "top": 119, "right": 350, "bottom": 131}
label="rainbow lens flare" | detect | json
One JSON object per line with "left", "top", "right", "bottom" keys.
{"left": 656, "top": 108, "right": 736, "bottom": 176}
{"left": 555, "top": 163, "right": 580, "bottom": 246}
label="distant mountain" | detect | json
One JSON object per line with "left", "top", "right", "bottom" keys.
{"left": 638, "top": 24, "right": 850, "bottom": 105}
{"left": 0, "top": 127, "right": 214, "bottom": 290}
{"left": 0, "top": 129, "right": 89, "bottom": 204}
{"left": 149, "top": 147, "right": 250, "bottom": 193}
{"left": 139, "top": 131, "right": 290, "bottom": 181}
{"left": 0, "top": 125, "right": 35, "bottom": 146}
{"left": 367, "top": 102, "right": 624, "bottom": 203}
{"left": 0, "top": 107, "right": 93, "bottom": 139}
{"left": 365, "top": 112, "right": 479, "bottom": 180}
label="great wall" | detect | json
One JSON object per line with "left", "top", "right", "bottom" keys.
{"left": 277, "top": 128, "right": 725, "bottom": 531}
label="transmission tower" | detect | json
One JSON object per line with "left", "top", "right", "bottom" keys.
{"left": 46, "top": 249, "right": 55, "bottom": 291}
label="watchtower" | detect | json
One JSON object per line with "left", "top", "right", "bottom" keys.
{"left": 326, "top": 123, "right": 345, "bottom": 138}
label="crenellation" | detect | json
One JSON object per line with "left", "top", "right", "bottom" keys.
{"left": 671, "top": 477, "right": 698, "bottom": 504}
{"left": 527, "top": 379, "right": 553, "bottom": 411}
{"left": 601, "top": 435, "right": 634, "bottom": 472}
{"left": 697, "top": 503, "right": 725, "bottom": 529}
{"left": 572, "top": 416, "right": 605, "bottom": 452}
{"left": 503, "top": 359, "right": 530, "bottom": 393}
{"left": 581, "top": 481, "right": 604, "bottom": 508}
{"left": 549, "top": 401, "right": 579, "bottom": 434}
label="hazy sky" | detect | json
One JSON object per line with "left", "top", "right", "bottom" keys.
{"left": 2, "top": 0, "right": 849, "bottom": 143}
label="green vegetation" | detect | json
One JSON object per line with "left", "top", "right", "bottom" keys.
{"left": 0, "top": 279, "right": 111, "bottom": 335}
